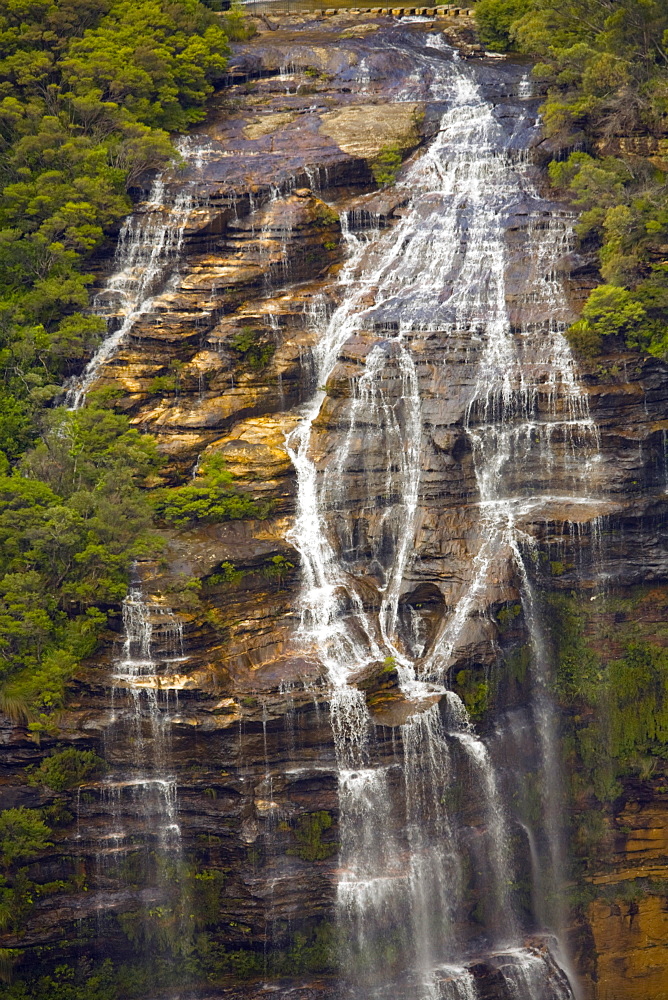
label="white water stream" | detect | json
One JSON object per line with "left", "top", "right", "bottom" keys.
{"left": 287, "top": 47, "right": 598, "bottom": 1000}
{"left": 67, "top": 137, "right": 205, "bottom": 408}
{"left": 102, "top": 588, "right": 185, "bottom": 854}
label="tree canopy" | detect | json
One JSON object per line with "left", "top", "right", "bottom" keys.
{"left": 0, "top": 0, "right": 231, "bottom": 725}
{"left": 0, "top": 0, "right": 228, "bottom": 450}
{"left": 476, "top": 0, "right": 668, "bottom": 358}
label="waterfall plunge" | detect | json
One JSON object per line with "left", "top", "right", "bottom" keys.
{"left": 287, "top": 49, "right": 596, "bottom": 1000}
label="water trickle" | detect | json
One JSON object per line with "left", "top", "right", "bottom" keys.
{"left": 401, "top": 707, "right": 461, "bottom": 973}
{"left": 102, "top": 587, "right": 184, "bottom": 854}
{"left": 431, "top": 966, "right": 479, "bottom": 1000}
{"left": 66, "top": 137, "right": 206, "bottom": 408}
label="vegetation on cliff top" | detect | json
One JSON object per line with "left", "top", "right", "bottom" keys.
{"left": 476, "top": 0, "right": 668, "bottom": 359}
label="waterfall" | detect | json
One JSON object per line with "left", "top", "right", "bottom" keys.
{"left": 287, "top": 43, "right": 599, "bottom": 1000}
{"left": 106, "top": 587, "right": 184, "bottom": 845}
{"left": 90, "top": 585, "right": 186, "bottom": 921}
{"left": 66, "top": 137, "right": 206, "bottom": 408}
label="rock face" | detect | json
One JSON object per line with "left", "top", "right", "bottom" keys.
{"left": 1, "top": 11, "right": 667, "bottom": 1000}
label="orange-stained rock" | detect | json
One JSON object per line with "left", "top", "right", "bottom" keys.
{"left": 586, "top": 895, "right": 668, "bottom": 1000}
{"left": 318, "top": 101, "right": 422, "bottom": 159}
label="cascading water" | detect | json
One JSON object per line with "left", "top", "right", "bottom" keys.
{"left": 287, "top": 39, "right": 601, "bottom": 1000}
{"left": 77, "top": 586, "right": 187, "bottom": 956}
{"left": 66, "top": 137, "right": 206, "bottom": 408}
{"left": 89, "top": 585, "right": 187, "bottom": 928}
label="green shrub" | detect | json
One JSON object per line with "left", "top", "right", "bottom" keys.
{"left": 148, "top": 376, "right": 177, "bottom": 394}
{"left": 156, "top": 487, "right": 270, "bottom": 526}
{"left": 566, "top": 320, "right": 605, "bottom": 357}
{"left": 607, "top": 643, "right": 668, "bottom": 761}
{"left": 474, "top": 0, "right": 527, "bottom": 51}
{"left": 262, "top": 554, "right": 295, "bottom": 588}
{"left": 549, "top": 594, "right": 668, "bottom": 812}
{"left": 229, "top": 328, "right": 256, "bottom": 354}
{"left": 579, "top": 285, "right": 646, "bottom": 338}
{"left": 506, "top": 644, "right": 531, "bottom": 684}
{"left": 496, "top": 603, "right": 521, "bottom": 630}
{"left": 28, "top": 748, "right": 107, "bottom": 791}
{"left": 0, "top": 405, "right": 160, "bottom": 720}
{"left": 40, "top": 799, "right": 74, "bottom": 827}
{"left": 454, "top": 670, "right": 490, "bottom": 720}
{"left": 566, "top": 285, "right": 647, "bottom": 356}
{"left": 548, "top": 594, "right": 601, "bottom": 705}
{"left": 270, "top": 922, "right": 337, "bottom": 974}
{"left": 207, "top": 561, "right": 243, "bottom": 587}
{"left": 154, "top": 453, "right": 272, "bottom": 526}
{"left": 311, "top": 202, "right": 339, "bottom": 228}
{"left": 371, "top": 145, "right": 403, "bottom": 187}
{"left": 218, "top": 0, "right": 256, "bottom": 40}
{"left": 229, "top": 327, "right": 275, "bottom": 370}
{"left": 0, "top": 808, "right": 52, "bottom": 867}
{"left": 226, "top": 949, "right": 264, "bottom": 977}
{"left": 287, "top": 811, "right": 337, "bottom": 862}
{"left": 549, "top": 154, "right": 632, "bottom": 211}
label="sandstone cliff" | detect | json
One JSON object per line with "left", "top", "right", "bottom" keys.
{"left": 0, "top": 10, "right": 667, "bottom": 1000}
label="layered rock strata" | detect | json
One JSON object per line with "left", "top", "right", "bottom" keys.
{"left": 0, "top": 11, "right": 667, "bottom": 1000}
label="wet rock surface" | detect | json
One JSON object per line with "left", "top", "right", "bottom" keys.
{"left": 0, "top": 11, "right": 667, "bottom": 1000}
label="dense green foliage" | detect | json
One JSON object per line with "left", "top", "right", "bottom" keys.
{"left": 229, "top": 326, "right": 276, "bottom": 370}
{"left": 476, "top": 0, "right": 668, "bottom": 358}
{"left": 0, "top": 0, "right": 229, "bottom": 452}
{"left": 0, "top": 807, "right": 51, "bottom": 866}
{"left": 0, "top": 404, "right": 160, "bottom": 723}
{"left": 0, "top": 919, "right": 336, "bottom": 997}
{"left": 453, "top": 668, "right": 490, "bottom": 720}
{"left": 0, "top": 806, "right": 53, "bottom": 948}
{"left": 549, "top": 591, "right": 668, "bottom": 811}
{"left": 286, "top": 811, "right": 337, "bottom": 861}
{"left": 262, "top": 553, "right": 295, "bottom": 588}
{"left": 371, "top": 144, "right": 404, "bottom": 186}
{"left": 474, "top": 0, "right": 526, "bottom": 51}
{"left": 27, "top": 747, "right": 107, "bottom": 789}
{"left": 206, "top": 560, "right": 243, "bottom": 586}
{"left": 155, "top": 453, "right": 272, "bottom": 526}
